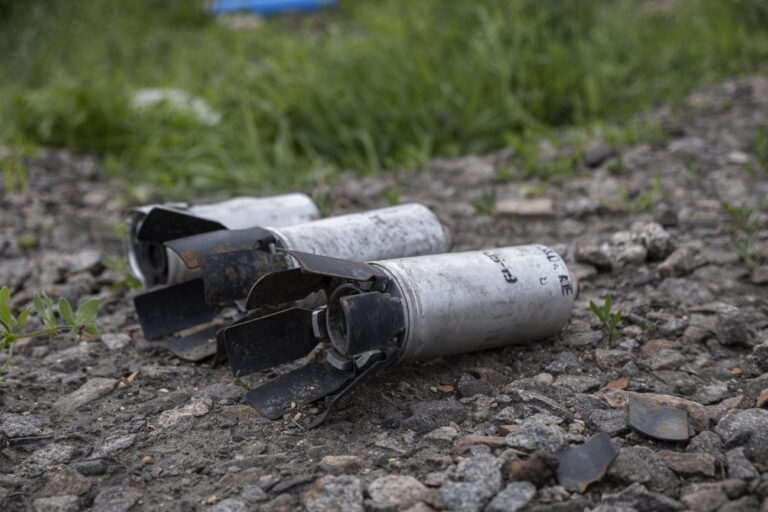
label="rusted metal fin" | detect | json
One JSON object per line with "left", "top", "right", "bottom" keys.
{"left": 245, "top": 268, "right": 327, "bottom": 310}
{"left": 245, "top": 362, "right": 352, "bottom": 420}
{"left": 335, "top": 292, "right": 405, "bottom": 355}
{"left": 199, "top": 249, "right": 289, "bottom": 305}
{"left": 224, "top": 308, "right": 319, "bottom": 377}
{"left": 310, "top": 349, "right": 395, "bottom": 428}
{"left": 281, "top": 249, "right": 377, "bottom": 281}
{"left": 165, "top": 227, "right": 275, "bottom": 269}
{"left": 134, "top": 279, "right": 220, "bottom": 340}
{"left": 136, "top": 207, "right": 226, "bottom": 243}
{"left": 628, "top": 393, "right": 689, "bottom": 441}
{"left": 167, "top": 324, "right": 222, "bottom": 362}
{"left": 555, "top": 433, "right": 618, "bottom": 493}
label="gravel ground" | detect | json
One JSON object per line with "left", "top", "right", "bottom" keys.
{"left": 2, "top": 75, "right": 768, "bottom": 512}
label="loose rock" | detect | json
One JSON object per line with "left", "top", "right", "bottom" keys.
{"left": 486, "top": 481, "right": 536, "bottom": 512}
{"left": 304, "top": 476, "right": 363, "bottom": 512}
{"left": 53, "top": 378, "right": 118, "bottom": 414}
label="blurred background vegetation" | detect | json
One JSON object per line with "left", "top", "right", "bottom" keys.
{"left": 1, "top": 0, "right": 767, "bottom": 197}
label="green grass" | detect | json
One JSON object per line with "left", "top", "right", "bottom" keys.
{"left": 1, "top": 0, "right": 768, "bottom": 196}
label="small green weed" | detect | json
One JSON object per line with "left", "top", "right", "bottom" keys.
{"left": 0, "top": 286, "right": 99, "bottom": 375}
{"left": 722, "top": 201, "right": 765, "bottom": 269}
{"left": 615, "top": 174, "right": 668, "bottom": 213}
{"left": 472, "top": 190, "right": 497, "bottom": 217}
{"left": 589, "top": 294, "right": 622, "bottom": 343}
{"left": 101, "top": 257, "right": 143, "bottom": 291}
{"left": 746, "top": 127, "right": 768, "bottom": 176}
{"left": 380, "top": 186, "right": 401, "bottom": 206}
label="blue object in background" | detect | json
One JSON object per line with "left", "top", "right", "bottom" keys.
{"left": 211, "top": 0, "right": 336, "bottom": 16}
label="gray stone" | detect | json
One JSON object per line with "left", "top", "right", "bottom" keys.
{"left": 157, "top": 398, "right": 211, "bottom": 428}
{"left": 680, "top": 488, "right": 729, "bottom": 512}
{"left": 715, "top": 306, "right": 756, "bottom": 346}
{"left": 101, "top": 333, "right": 131, "bottom": 351}
{"left": 720, "top": 495, "right": 760, "bottom": 512}
{"left": 0, "top": 412, "right": 43, "bottom": 437}
{"left": 304, "top": 475, "right": 363, "bottom": 512}
{"left": 136, "top": 391, "right": 191, "bottom": 415}
{"left": 30, "top": 443, "right": 76, "bottom": 465}
{"left": 631, "top": 221, "right": 673, "bottom": 260}
{"left": 715, "top": 409, "right": 768, "bottom": 461}
{"left": 367, "top": 475, "right": 430, "bottom": 509}
{"left": 423, "top": 426, "right": 458, "bottom": 445}
{"left": 600, "top": 483, "right": 683, "bottom": 512}
{"left": 402, "top": 400, "right": 467, "bottom": 434}
{"left": 754, "top": 342, "right": 768, "bottom": 371}
{"left": 92, "top": 487, "right": 143, "bottom": 512}
{"left": 506, "top": 420, "right": 566, "bottom": 452}
{"left": 726, "top": 447, "right": 760, "bottom": 480}
{"left": 607, "top": 446, "right": 678, "bottom": 492}
{"left": 493, "top": 406, "right": 520, "bottom": 423}
{"left": 72, "top": 459, "right": 106, "bottom": 476}
{"left": 574, "top": 241, "right": 613, "bottom": 270}
{"left": 53, "top": 378, "right": 117, "bottom": 413}
{"left": 588, "top": 409, "right": 628, "bottom": 436}
{"left": 562, "top": 330, "right": 602, "bottom": 347}
{"left": 453, "top": 454, "right": 503, "bottom": 499}
{"left": 241, "top": 485, "right": 268, "bottom": 504}
{"left": 595, "top": 349, "right": 633, "bottom": 369}
{"left": 33, "top": 495, "right": 80, "bottom": 512}
{"left": 658, "top": 451, "right": 716, "bottom": 477}
{"left": 685, "top": 431, "right": 723, "bottom": 460}
{"left": 456, "top": 374, "right": 495, "bottom": 398}
{"left": 439, "top": 482, "right": 486, "bottom": 512}
{"left": 681, "top": 480, "right": 748, "bottom": 500}
{"left": 569, "top": 393, "right": 608, "bottom": 420}
{"left": 656, "top": 278, "right": 714, "bottom": 306}
{"left": 692, "top": 383, "right": 730, "bottom": 405}
{"left": 486, "top": 481, "right": 536, "bottom": 512}
{"left": 553, "top": 375, "right": 600, "bottom": 393}
{"left": 90, "top": 434, "right": 136, "bottom": 459}
{"left": 210, "top": 499, "right": 247, "bottom": 512}
{"left": 657, "top": 247, "right": 700, "bottom": 278}
{"left": 583, "top": 142, "right": 616, "bottom": 168}
{"left": 647, "top": 349, "right": 685, "bottom": 371}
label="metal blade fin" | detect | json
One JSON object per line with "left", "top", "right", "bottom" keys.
{"left": 165, "top": 227, "right": 275, "bottom": 269}
{"left": 133, "top": 279, "right": 220, "bottom": 340}
{"left": 166, "top": 324, "right": 221, "bottom": 362}
{"left": 244, "top": 362, "right": 352, "bottom": 420}
{"left": 338, "top": 292, "right": 405, "bottom": 355}
{"left": 223, "top": 308, "right": 319, "bottom": 377}
{"left": 199, "top": 249, "right": 288, "bottom": 304}
{"left": 136, "top": 208, "right": 226, "bottom": 243}
{"left": 310, "top": 352, "right": 394, "bottom": 428}
{"left": 245, "top": 268, "right": 327, "bottom": 310}
{"left": 280, "top": 249, "right": 377, "bottom": 281}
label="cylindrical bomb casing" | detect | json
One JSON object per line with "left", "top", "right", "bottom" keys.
{"left": 127, "top": 194, "right": 319, "bottom": 286}
{"left": 269, "top": 203, "right": 452, "bottom": 262}
{"left": 180, "top": 195, "right": 319, "bottom": 229}
{"left": 371, "top": 245, "right": 575, "bottom": 361}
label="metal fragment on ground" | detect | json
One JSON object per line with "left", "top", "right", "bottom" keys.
{"left": 555, "top": 433, "right": 618, "bottom": 492}
{"left": 628, "top": 393, "right": 689, "bottom": 441}
{"left": 233, "top": 244, "right": 577, "bottom": 425}
{"left": 132, "top": 203, "right": 452, "bottom": 349}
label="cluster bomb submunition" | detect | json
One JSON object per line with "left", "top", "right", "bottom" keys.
{"left": 129, "top": 201, "right": 453, "bottom": 360}
{"left": 222, "top": 245, "right": 576, "bottom": 425}
{"left": 127, "top": 194, "right": 320, "bottom": 287}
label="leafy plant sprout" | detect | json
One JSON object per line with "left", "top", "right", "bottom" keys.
{"left": 589, "top": 293, "right": 623, "bottom": 343}
{"left": 0, "top": 286, "right": 99, "bottom": 375}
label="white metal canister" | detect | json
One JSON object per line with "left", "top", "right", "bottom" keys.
{"left": 370, "top": 244, "right": 576, "bottom": 361}
{"left": 127, "top": 194, "right": 319, "bottom": 286}
{"left": 269, "top": 203, "right": 452, "bottom": 263}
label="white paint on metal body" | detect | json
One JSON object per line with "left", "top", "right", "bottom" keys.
{"left": 269, "top": 203, "right": 452, "bottom": 262}
{"left": 374, "top": 245, "right": 576, "bottom": 361}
